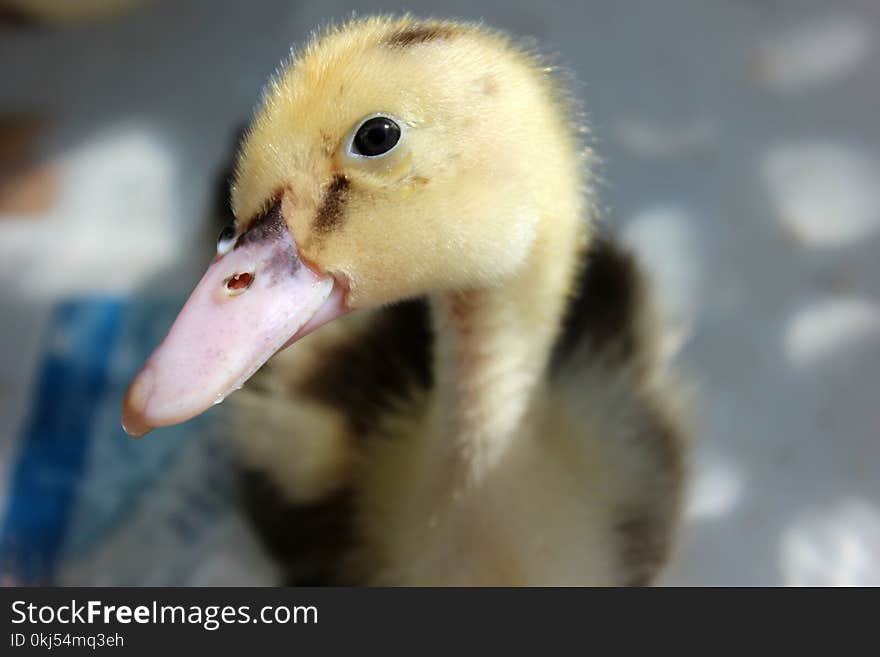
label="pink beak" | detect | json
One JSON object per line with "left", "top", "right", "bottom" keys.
{"left": 121, "top": 206, "right": 346, "bottom": 437}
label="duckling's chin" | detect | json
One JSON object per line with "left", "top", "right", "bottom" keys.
{"left": 121, "top": 229, "right": 347, "bottom": 438}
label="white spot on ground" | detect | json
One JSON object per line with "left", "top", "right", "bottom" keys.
{"left": 784, "top": 296, "right": 880, "bottom": 369}
{"left": 622, "top": 205, "right": 702, "bottom": 342}
{"left": 781, "top": 499, "right": 880, "bottom": 586}
{"left": 685, "top": 458, "right": 745, "bottom": 521}
{"left": 612, "top": 115, "right": 718, "bottom": 160}
{"left": 763, "top": 142, "right": 880, "bottom": 247}
{"left": 750, "top": 15, "right": 873, "bottom": 93}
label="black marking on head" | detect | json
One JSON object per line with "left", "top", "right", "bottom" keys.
{"left": 301, "top": 299, "right": 432, "bottom": 436}
{"left": 383, "top": 23, "right": 456, "bottom": 47}
{"left": 313, "top": 174, "right": 350, "bottom": 234}
{"left": 232, "top": 200, "right": 302, "bottom": 280}
{"left": 235, "top": 200, "right": 285, "bottom": 249}
{"left": 551, "top": 233, "right": 642, "bottom": 372}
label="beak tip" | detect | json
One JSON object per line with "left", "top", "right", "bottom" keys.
{"left": 121, "top": 400, "right": 152, "bottom": 438}
{"left": 121, "top": 370, "right": 154, "bottom": 438}
{"left": 121, "top": 419, "right": 151, "bottom": 439}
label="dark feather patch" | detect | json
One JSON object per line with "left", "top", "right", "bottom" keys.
{"left": 240, "top": 300, "right": 432, "bottom": 585}
{"left": 238, "top": 220, "right": 682, "bottom": 585}
{"left": 239, "top": 471, "right": 355, "bottom": 586}
{"left": 613, "top": 402, "right": 685, "bottom": 585}
{"left": 383, "top": 24, "right": 456, "bottom": 47}
{"left": 551, "top": 232, "right": 686, "bottom": 584}
{"left": 551, "top": 234, "right": 642, "bottom": 372}
{"left": 301, "top": 299, "right": 432, "bottom": 437}
{"left": 313, "top": 174, "right": 350, "bottom": 233}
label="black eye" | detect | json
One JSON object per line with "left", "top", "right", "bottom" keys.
{"left": 217, "top": 222, "right": 237, "bottom": 255}
{"left": 352, "top": 117, "right": 401, "bottom": 157}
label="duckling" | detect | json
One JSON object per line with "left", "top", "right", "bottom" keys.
{"left": 122, "top": 16, "right": 689, "bottom": 586}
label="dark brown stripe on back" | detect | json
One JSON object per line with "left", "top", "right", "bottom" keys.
{"left": 614, "top": 400, "right": 686, "bottom": 586}
{"left": 551, "top": 233, "right": 642, "bottom": 372}
{"left": 313, "top": 174, "right": 350, "bottom": 233}
{"left": 550, "top": 231, "right": 686, "bottom": 584}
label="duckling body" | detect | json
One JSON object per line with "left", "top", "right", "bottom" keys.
{"left": 236, "top": 235, "right": 686, "bottom": 586}
{"left": 123, "top": 16, "right": 689, "bottom": 586}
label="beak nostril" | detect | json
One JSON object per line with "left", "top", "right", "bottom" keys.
{"left": 225, "top": 272, "right": 254, "bottom": 295}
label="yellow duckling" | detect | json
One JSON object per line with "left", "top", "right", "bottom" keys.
{"left": 123, "top": 16, "right": 689, "bottom": 586}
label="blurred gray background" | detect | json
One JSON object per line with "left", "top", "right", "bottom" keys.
{"left": 1, "top": 0, "right": 878, "bottom": 585}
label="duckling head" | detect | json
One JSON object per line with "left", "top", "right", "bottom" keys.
{"left": 122, "top": 16, "right": 586, "bottom": 436}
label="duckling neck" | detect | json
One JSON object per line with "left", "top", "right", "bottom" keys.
{"left": 429, "top": 221, "right": 587, "bottom": 481}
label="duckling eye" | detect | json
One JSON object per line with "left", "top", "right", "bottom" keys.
{"left": 217, "top": 223, "right": 237, "bottom": 255}
{"left": 351, "top": 116, "right": 401, "bottom": 157}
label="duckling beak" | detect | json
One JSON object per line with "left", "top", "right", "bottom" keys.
{"left": 121, "top": 216, "right": 347, "bottom": 438}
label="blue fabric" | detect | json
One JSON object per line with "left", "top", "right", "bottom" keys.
{"left": 1, "top": 300, "right": 123, "bottom": 583}
{"left": 0, "top": 296, "right": 215, "bottom": 584}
